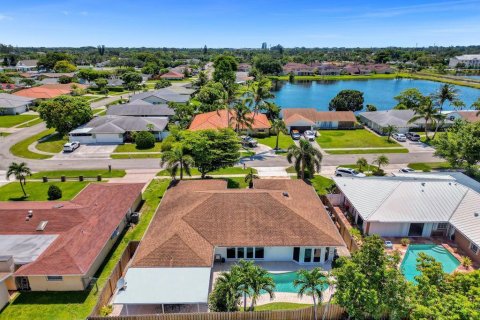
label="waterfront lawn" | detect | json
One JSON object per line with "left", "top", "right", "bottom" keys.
{"left": 0, "top": 115, "right": 38, "bottom": 128}
{"left": 30, "top": 170, "right": 126, "bottom": 179}
{"left": 256, "top": 133, "right": 294, "bottom": 150}
{"left": 326, "top": 148, "right": 408, "bottom": 155}
{"left": 0, "top": 182, "right": 88, "bottom": 201}
{"left": 10, "top": 128, "right": 56, "bottom": 159}
{"left": 0, "top": 179, "right": 171, "bottom": 320}
{"left": 253, "top": 302, "right": 312, "bottom": 311}
{"left": 317, "top": 129, "right": 400, "bottom": 149}
{"left": 36, "top": 133, "right": 68, "bottom": 153}
{"left": 408, "top": 162, "right": 452, "bottom": 172}
{"left": 114, "top": 142, "right": 162, "bottom": 153}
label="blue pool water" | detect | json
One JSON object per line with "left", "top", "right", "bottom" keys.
{"left": 267, "top": 272, "right": 328, "bottom": 293}
{"left": 271, "top": 79, "right": 480, "bottom": 111}
{"left": 401, "top": 244, "right": 460, "bottom": 282}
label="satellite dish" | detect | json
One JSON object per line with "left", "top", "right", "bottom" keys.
{"left": 116, "top": 278, "right": 127, "bottom": 291}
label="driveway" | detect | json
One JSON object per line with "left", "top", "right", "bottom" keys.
{"left": 394, "top": 139, "right": 435, "bottom": 153}
{"left": 51, "top": 145, "right": 117, "bottom": 160}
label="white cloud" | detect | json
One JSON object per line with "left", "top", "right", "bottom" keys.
{"left": 0, "top": 14, "right": 12, "bottom": 21}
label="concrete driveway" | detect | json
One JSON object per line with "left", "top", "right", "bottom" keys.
{"left": 395, "top": 139, "right": 435, "bottom": 153}
{"left": 51, "top": 145, "right": 117, "bottom": 160}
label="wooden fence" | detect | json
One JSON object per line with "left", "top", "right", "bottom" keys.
{"left": 90, "top": 241, "right": 140, "bottom": 317}
{"left": 88, "top": 304, "right": 346, "bottom": 320}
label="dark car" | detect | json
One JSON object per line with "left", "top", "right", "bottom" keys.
{"left": 406, "top": 132, "right": 421, "bottom": 141}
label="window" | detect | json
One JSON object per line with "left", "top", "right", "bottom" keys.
{"left": 246, "top": 247, "right": 254, "bottom": 259}
{"left": 237, "top": 247, "right": 244, "bottom": 259}
{"left": 304, "top": 249, "right": 312, "bottom": 263}
{"left": 255, "top": 247, "right": 264, "bottom": 259}
{"left": 46, "top": 276, "right": 63, "bottom": 281}
{"left": 227, "top": 248, "right": 236, "bottom": 259}
{"left": 470, "top": 242, "right": 479, "bottom": 254}
{"left": 437, "top": 223, "right": 448, "bottom": 230}
{"left": 313, "top": 249, "right": 321, "bottom": 262}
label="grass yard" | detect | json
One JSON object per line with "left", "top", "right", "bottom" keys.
{"left": 256, "top": 133, "right": 294, "bottom": 150}
{"left": 114, "top": 142, "right": 162, "bottom": 153}
{"left": 226, "top": 177, "right": 249, "bottom": 189}
{"left": 30, "top": 170, "right": 126, "bottom": 179}
{"left": 10, "top": 128, "right": 56, "bottom": 159}
{"left": 408, "top": 162, "right": 452, "bottom": 172}
{"left": 110, "top": 153, "right": 162, "bottom": 159}
{"left": 309, "top": 175, "right": 335, "bottom": 195}
{"left": 340, "top": 163, "right": 379, "bottom": 173}
{"left": 17, "top": 117, "right": 43, "bottom": 128}
{"left": 157, "top": 167, "right": 257, "bottom": 177}
{"left": 36, "top": 133, "right": 68, "bottom": 153}
{"left": 0, "top": 179, "right": 171, "bottom": 320}
{"left": 253, "top": 303, "right": 312, "bottom": 311}
{"left": 0, "top": 115, "right": 38, "bottom": 128}
{"left": 0, "top": 182, "right": 89, "bottom": 201}
{"left": 326, "top": 148, "right": 408, "bottom": 155}
{"left": 317, "top": 129, "right": 400, "bottom": 149}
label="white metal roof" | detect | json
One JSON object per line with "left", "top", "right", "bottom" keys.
{"left": 114, "top": 267, "right": 211, "bottom": 305}
{"left": 449, "top": 190, "right": 480, "bottom": 246}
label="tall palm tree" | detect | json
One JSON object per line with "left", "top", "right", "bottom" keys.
{"left": 232, "top": 260, "right": 256, "bottom": 312}
{"left": 248, "top": 266, "right": 275, "bottom": 311}
{"left": 213, "top": 271, "right": 242, "bottom": 311}
{"left": 287, "top": 140, "right": 323, "bottom": 180}
{"left": 472, "top": 97, "right": 480, "bottom": 116}
{"left": 373, "top": 155, "right": 390, "bottom": 170}
{"left": 356, "top": 157, "right": 368, "bottom": 172}
{"left": 270, "top": 119, "right": 287, "bottom": 150}
{"left": 407, "top": 97, "right": 443, "bottom": 140}
{"left": 432, "top": 84, "right": 464, "bottom": 136}
{"left": 293, "top": 268, "right": 330, "bottom": 320}
{"left": 230, "top": 100, "right": 253, "bottom": 133}
{"left": 160, "top": 144, "right": 194, "bottom": 180}
{"left": 244, "top": 169, "right": 259, "bottom": 189}
{"left": 6, "top": 162, "right": 31, "bottom": 197}
{"left": 248, "top": 77, "right": 274, "bottom": 114}
{"left": 383, "top": 124, "right": 398, "bottom": 142}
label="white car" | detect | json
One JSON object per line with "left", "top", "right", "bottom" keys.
{"left": 335, "top": 167, "right": 366, "bottom": 178}
{"left": 303, "top": 130, "right": 316, "bottom": 141}
{"left": 63, "top": 141, "right": 80, "bottom": 152}
{"left": 399, "top": 167, "right": 415, "bottom": 173}
{"left": 392, "top": 133, "right": 407, "bottom": 142}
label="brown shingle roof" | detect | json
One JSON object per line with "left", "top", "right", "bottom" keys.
{"left": 282, "top": 108, "right": 356, "bottom": 125}
{"left": 132, "top": 180, "right": 345, "bottom": 268}
{"left": 455, "top": 111, "right": 480, "bottom": 123}
{"left": 189, "top": 109, "right": 271, "bottom": 131}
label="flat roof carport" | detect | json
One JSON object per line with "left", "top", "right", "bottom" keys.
{"left": 0, "top": 235, "right": 58, "bottom": 264}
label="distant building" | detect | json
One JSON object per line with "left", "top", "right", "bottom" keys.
{"left": 447, "top": 110, "right": 480, "bottom": 123}
{"left": 0, "top": 93, "right": 35, "bottom": 115}
{"left": 237, "top": 63, "right": 252, "bottom": 72}
{"left": 281, "top": 108, "right": 357, "bottom": 132}
{"left": 160, "top": 71, "right": 184, "bottom": 80}
{"left": 15, "top": 60, "right": 38, "bottom": 72}
{"left": 282, "top": 63, "right": 315, "bottom": 76}
{"left": 449, "top": 54, "right": 480, "bottom": 68}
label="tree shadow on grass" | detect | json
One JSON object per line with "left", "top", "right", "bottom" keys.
{"left": 8, "top": 195, "right": 29, "bottom": 201}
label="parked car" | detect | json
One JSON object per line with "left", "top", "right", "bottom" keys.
{"left": 392, "top": 133, "right": 407, "bottom": 142}
{"left": 303, "top": 130, "right": 316, "bottom": 141}
{"left": 406, "top": 132, "right": 421, "bottom": 141}
{"left": 241, "top": 136, "right": 258, "bottom": 148}
{"left": 291, "top": 130, "right": 301, "bottom": 140}
{"left": 399, "top": 167, "right": 415, "bottom": 173}
{"left": 63, "top": 141, "right": 80, "bottom": 152}
{"left": 335, "top": 167, "right": 366, "bottom": 178}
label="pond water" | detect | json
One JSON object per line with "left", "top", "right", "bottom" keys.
{"left": 271, "top": 79, "right": 480, "bottom": 111}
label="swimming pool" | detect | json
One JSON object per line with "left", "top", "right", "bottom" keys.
{"left": 267, "top": 272, "right": 328, "bottom": 293}
{"left": 401, "top": 244, "right": 460, "bottom": 282}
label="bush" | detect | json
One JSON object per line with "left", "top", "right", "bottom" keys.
{"left": 401, "top": 238, "right": 410, "bottom": 246}
{"left": 155, "top": 79, "right": 172, "bottom": 89}
{"left": 135, "top": 131, "right": 155, "bottom": 149}
{"left": 160, "top": 140, "right": 173, "bottom": 152}
{"left": 372, "top": 168, "right": 385, "bottom": 176}
{"left": 47, "top": 185, "right": 62, "bottom": 200}
{"left": 100, "top": 305, "right": 113, "bottom": 316}
{"left": 461, "top": 256, "right": 472, "bottom": 269}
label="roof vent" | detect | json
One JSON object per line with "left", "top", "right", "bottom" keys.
{"left": 475, "top": 212, "right": 479, "bottom": 218}
{"left": 282, "top": 191, "right": 289, "bottom": 198}
{"left": 53, "top": 204, "right": 64, "bottom": 209}
{"left": 26, "top": 210, "right": 33, "bottom": 221}
{"left": 421, "top": 182, "right": 426, "bottom": 186}
{"left": 36, "top": 221, "right": 48, "bottom": 231}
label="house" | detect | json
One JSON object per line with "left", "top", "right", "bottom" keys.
{"left": 237, "top": 63, "right": 252, "bottom": 72}
{"left": 281, "top": 108, "right": 357, "bottom": 132}
{"left": 449, "top": 54, "right": 480, "bottom": 68}
{"left": 129, "top": 88, "right": 192, "bottom": 105}
{"left": 0, "top": 183, "right": 143, "bottom": 294}
{"left": 282, "top": 63, "right": 315, "bottom": 76}
{"left": 189, "top": 109, "right": 271, "bottom": 133}
{"left": 160, "top": 71, "right": 184, "bottom": 80}
{"left": 114, "top": 180, "right": 345, "bottom": 313}
{"left": 235, "top": 71, "right": 254, "bottom": 84}
{"left": 12, "top": 84, "right": 86, "bottom": 100}
{"left": 358, "top": 109, "right": 453, "bottom": 134}
{"left": 0, "top": 83, "right": 18, "bottom": 91}
{"left": 106, "top": 100, "right": 175, "bottom": 118}
{"left": 0, "top": 93, "right": 35, "bottom": 115}
{"left": 315, "top": 63, "right": 342, "bottom": 75}
{"left": 332, "top": 174, "right": 480, "bottom": 264}
{"left": 69, "top": 115, "right": 169, "bottom": 144}
{"left": 447, "top": 110, "right": 480, "bottom": 123}
{"left": 15, "top": 60, "right": 38, "bottom": 72}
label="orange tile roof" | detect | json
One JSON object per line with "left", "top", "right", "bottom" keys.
{"left": 0, "top": 183, "right": 144, "bottom": 276}
{"left": 132, "top": 180, "right": 345, "bottom": 268}
{"left": 160, "top": 71, "right": 184, "bottom": 79}
{"left": 189, "top": 109, "right": 271, "bottom": 131}
{"left": 283, "top": 108, "right": 356, "bottom": 125}
{"left": 12, "top": 84, "right": 86, "bottom": 99}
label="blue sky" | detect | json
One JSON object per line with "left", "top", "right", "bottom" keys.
{"left": 1, "top": 0, "right": 480, "bottom": 48}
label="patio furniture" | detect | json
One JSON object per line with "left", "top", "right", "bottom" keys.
{"left": 385, "top": 240, "right": 393, "bottom": 249}
{"left": 214, "top": 254, "right": 224, "bottom": 263}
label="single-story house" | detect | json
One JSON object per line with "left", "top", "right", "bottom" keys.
{"left": 129, "top": 88, "right": 192, "bottom": 105}
{"left": 114, "top": 180, "right": 345, "bottom": 313}
{"left": 358, "top": 109, "right": 453, "bottom": 134}
{"left": 235, "top": 71, "right": 254, "bottom": 84}
{"left": 69, "top": 115, "right": 168, "bottom": 144}
{"left": 0, "top": 183, "right": 143, "bottom": 293}
{"left": 281, "top": 108, "right": 357, "bottom": 132}
{"left": 0, "top": 93, "right": 35, "bottom": 115}
{"left": 106, "top": 101, "right": 175, "bottom": 119}
{"left": 314, "top": 63, "right": 342, "bottom": 75}
{"left": 282, "top": 63, "right": 315, "bottom": 76}
{"left": 160, "top": 71, "right": 184, "bottom": 80}
{"left": 13, "top": 84, "right": 87, "bottom": 100}
{"left": 447, "top": 110, "right": 480, "bottom": 123}
{"left": 189, "top": 109, "right": 271, "bottom": 133}
{"left": 333, "top": 175, "right": 480, "bottom": 264}
{"left": 15, "top": 60, "right": 38, "bottom": 72}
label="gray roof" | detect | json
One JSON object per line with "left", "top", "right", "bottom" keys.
{"left": 16, "top": 60, "right": 38, "bottom": 67}
{"left": 107, "top": 102, "right": 174, "bottom": 117}
{"left": 130, "top": 88, "right": 192, "bottom": 103}
{"left": 0, "top": 93, "right": 35, "bottom": 109}
{"left": 359, "top": 110, "right": 424, "bottom": 128}
{"left": 74, "top": 115, "right": 168, "bottom": 134}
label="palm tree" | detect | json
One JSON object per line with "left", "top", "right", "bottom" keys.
{"left": 160, "top": 144, "right": 194, "bottom": 180}
{"left": 244, "top": 169, "right": 259, "bottom": 189}
{"left": 230, "top": 100, "right": 253, "bottom": 133}
{"left": 383, "top": 124, "right": 398, "bottom": 142}
{"left": 472, "top": 97, "right": 480, "bottom": 116}
{"left": 287, "top": 140, "right": 323, "bottom": 180}
{"left": 248, "top": 266, "right": 275, "bottom": 311}
{"left": 293, "top": 268, "right": 330, "bottom": 320}
{"left": 232, "top": 260, "right": 256, "bottom": 312}
{"left": 432, "top": 84, "right": 464, "bottom": 136}
{"left": 407, "top": 97, "right": 442, "bottom": 140}
{"left": 6, "top": 162, "right": 31, "bottom": 197}
{"left": 248, "top": 77, "right": 274, "bottom": 114}
{"left": 373, "top": 155, "right": 390, "bottom": 171}
{"left": 356, "top": 157, "right": 368, "bottom": 173}
{"left": 213, "top": 271, "right": 242, "bottom": 311}
{"left": 270, "top": 119, "right": 287, "bottom": 150}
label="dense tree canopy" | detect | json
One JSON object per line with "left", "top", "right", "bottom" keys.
{"left": 328, "top": 89, "right": 364, "bottom": 112}
{"left": 53, "top": 60, "right": 76, "bottom": 72}
{"left": 213, "top": 55, "right": 237, "bottom": 84}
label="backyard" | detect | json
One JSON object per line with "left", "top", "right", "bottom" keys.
{"left": 0, "top": 181, "right": 89, "bottom": 201}
{"left": 0, "top": 115, "right": 39, "bottom": 128}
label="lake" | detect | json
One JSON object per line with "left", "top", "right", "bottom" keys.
{"left": 271, "top": 79, "right": 480, "bottom": 111}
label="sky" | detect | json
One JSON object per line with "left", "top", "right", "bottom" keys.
{"left": 1, "top": 0, "right": 480, "bottom": 48}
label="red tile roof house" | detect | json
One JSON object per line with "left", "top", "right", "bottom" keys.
{"left": 188, "top": 109, "right": 271, "bottom": 134}
{"left": 282, "top": 63, "right": 315, "bottom": 76}
{"left": 281, "top": 108, "right": 357, "bottom": 132}
{"left": 12, "top": 83, "right": 87, "bottom": 100}
{"left": 160, "top": 71, "right": 185, "bottom": 80}
{"left": 113, "top": 180, "right": 345, "bottom": 314}
{"left": 0, "top": 183, "right": 143, "bottom": 293}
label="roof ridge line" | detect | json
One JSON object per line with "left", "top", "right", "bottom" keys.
{"left": 447, "top": 188, "right": 471, "bottom": 222}
{"left": 366, "top": 180, "right": 403, "bottom": 219}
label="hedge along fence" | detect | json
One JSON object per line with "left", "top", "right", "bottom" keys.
{"left": 88, "top": 304, "right": 346, "bottom": 320}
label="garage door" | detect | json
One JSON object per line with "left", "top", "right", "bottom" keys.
{"left": 290, "top": 126, "right": 312, "bottom": 133}
{"left": 95, "top": 134, "right": 124, "bottom": 144}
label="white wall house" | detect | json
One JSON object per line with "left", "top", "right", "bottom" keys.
{"left": 0, "top": 94, "right": 35, "bottom": 115}
{"left": 449, "top": 54, "right": 480, "bottom": 68}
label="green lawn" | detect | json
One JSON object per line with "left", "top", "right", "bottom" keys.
{"left": 0, "top": 179, "right": 171, "bottom": 320}
{"left": 10, "top": 128, "right": 56, "bottom": 159}
{"left": 309, "top": 175, "right": 335, "bottom": 195}
{"left": 326, "top": 148, "right": 408, "bottom": 155}
{"left": 408, "top": 162, "right": 452, "bottom": 172}
{"left": 114, "top": 142, "right": 162, "bottom": 153}
{"left": 110, "top": 153, "right": 162, "bottom": 159}
{"left": 30, "top": 170, "right": 126, "bottom": 179}
{"left": 17, "top": 118, "right": 43, "bottom": 128}
{"left": 0, "top": 115, "right": 38, "bottom": 128}
{"left": 253, "top": 302, "right": 312, "bottom": 311}
{"left": 317, "top": 129, "right": 401, "bottom": 149}
{"left": 157, "top": 167, "right": 257, "bottom": 177}
{"left": 340, "top": 163, "right": 379, "bottom": 173}
{"left": 36, "top": 133, "right": 68, "bottom": 153}
{"left": 226, "top": 177, "right": 249, "bottom": 189}
{"left": 0, "top": 182, "right": 89, "bottom": 201}
{"left": 256, "top": 133, "right": 294, "bottom": 150}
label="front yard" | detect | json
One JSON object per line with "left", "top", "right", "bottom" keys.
{"left": 0, "top": 181, "right": 89, "bottom": 201}
{"left": 0, "top": 115, "right": 38, "bottom": 128}
{"left": 256, "top": 133, "right": 294, "bottom": 150}
{"left": 36, "top": 133, "right": 68, "bottom": 153}
{"left": 113, "top": 142, "right": 162, "bottom": 153}
{"left": 10, "top": 128, "right": 56, "bottom": 159}
{"left": 316, "top": 129, "right": 401, "bottom": 149}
